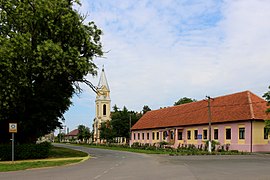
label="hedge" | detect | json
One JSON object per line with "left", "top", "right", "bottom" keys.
{"left": 0, "top": 142, "right": 52, "bottom": 161}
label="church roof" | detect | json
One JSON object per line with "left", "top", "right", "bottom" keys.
{"left": 98, "top": 67, "right": 110, "bottom": 91}
{"left": 132, "top": 91, "right": 270, "bottom": 130}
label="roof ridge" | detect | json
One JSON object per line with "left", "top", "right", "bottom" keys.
{"left": 210, "top": 90, "right": 250, "bottom": 100}
{"left": 149, "top": 90, "right": 251, "bottom": 112}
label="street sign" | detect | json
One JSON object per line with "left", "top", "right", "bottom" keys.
{"left": 9, "top": 123, "right": 17, "bottom": 133}
{"left": 198, "top": 134, "right": 202, "bottom": 139}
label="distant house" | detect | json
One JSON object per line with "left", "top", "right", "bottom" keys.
{"left": 131, "top": 91, "right": 270, "bottom": 152}
{"left": 65, "top": 129, "right": 79, "bottom": 142}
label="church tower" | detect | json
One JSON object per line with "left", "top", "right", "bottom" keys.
{"left": 93, "top": 67, "right": 111, "bottom": 142}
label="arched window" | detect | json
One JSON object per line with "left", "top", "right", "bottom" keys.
{"left": 103, "top": 104, "right": 106, "bottom": 116}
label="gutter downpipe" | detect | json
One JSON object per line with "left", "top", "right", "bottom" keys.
{"left": 247, "top": 91, "right": 254, "bottom": 153}
{"left": 250, "top": 120, "right": 253, "bottom": 153}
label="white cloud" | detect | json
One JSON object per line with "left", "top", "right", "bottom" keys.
{"left": 64, "top": 0, "right": 270, "bottom": 131}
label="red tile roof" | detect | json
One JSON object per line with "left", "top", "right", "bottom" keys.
{"left": 132, "top": 91, "right": 270, "bottom": 130}
{"left": 66, "top": 129, "right": 79, "bottom": 136}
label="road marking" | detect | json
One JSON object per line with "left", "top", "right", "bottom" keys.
{"left": 94, "top": 175, "right": 102, "bottom": 179}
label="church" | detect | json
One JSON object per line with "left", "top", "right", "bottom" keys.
{"left": 93, "top": 67, "right": 111, "bottom": 143}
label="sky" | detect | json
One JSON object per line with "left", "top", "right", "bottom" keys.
{"left": 62, "top": 0, "right": 270, "bottom": 133}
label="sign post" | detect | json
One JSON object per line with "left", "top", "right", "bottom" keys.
{"left": 9, "top": 123, "right": 17, "bottom": 162}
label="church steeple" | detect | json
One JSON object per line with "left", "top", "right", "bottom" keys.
{"left": 93, "top": 67, "right": 111, "bottom": 143}
{"left": 97, "top": 67, "right": 110, "bottom": 91}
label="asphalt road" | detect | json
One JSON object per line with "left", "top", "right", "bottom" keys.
{"left": 1, "top": 144, "right": 270, "bottom": 180}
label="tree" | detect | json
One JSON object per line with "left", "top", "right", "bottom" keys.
{"left": 263, "top": 86, "right": 270, "bottom": 131}
{"left": 0, "top": 0, "right": 102, "bottom": 143}
{"left": 77, "top": 125, "right": 91, "bottom": 142}
{"left": 263, "top": 86, "right": 270, "bottom": 114}
{"left": 110, "top": 106, "right": 141, "bottom": 141}
{"left": 99, "top": 121, "right": 114, "bottom": 142}
{"left": 174, "top": 97, "right": 196, "bottom": 106}
{"left": 142, "top": 105, "right": 151, "bottom": 114}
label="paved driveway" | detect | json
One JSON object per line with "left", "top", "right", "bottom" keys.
{"left": 1, "top": 144, "right": 270, "bottom": 180}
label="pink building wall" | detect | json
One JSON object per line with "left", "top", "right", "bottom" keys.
{"left": 131, "top": 121, "right": 270, "bottom": 152}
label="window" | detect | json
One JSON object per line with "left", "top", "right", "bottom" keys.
{"left": 147, "top": 133, "right": 149, "bottom": 140}
{"left": 187, "top": 130, "right": 191, "bottom": 140}
{"left": 138, "top": 133, "right": 140, "bottom": 140}
{"left": 203, "top": 129, "right": 207, "bottom": 139}
{"left": 142, "top": 133, "right": 144, "bottom": 140}
{"left": 163, "top": 131, "right": 167, "bottom": 140}
{"left": 239, "top": 128, "right": 245, "bottom": 139}
{"left": 103, "top": 104, "right": 106, "bottom": 115}
{"left": 178, "top": 131, "right": 183, "bottom": 140}
{"left": 157, "top": 132, "right": 159, "bottom": 140}
{"left": 226, "top": 128, "right": 231, "bottom": 140}
{"left": 152, "top": 132, "right": 155, "bottom": 140}
{"left": 264, "top": 128, "right": 269, "bottom": 139}
{"left": 194, "top": 130, "right": 198, "bottom": 140}
{"left": 134, "top": 133, "right": 136, "bottom": 140}
{"left": 170, "top": 131, "right": 174, "bottom": 139}
{"left": 214, "top": 129, "right": 218, "bottom": 140}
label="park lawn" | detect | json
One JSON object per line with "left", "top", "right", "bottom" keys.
{"left": 0, "top": 146, "right": 88, "bottom": 172}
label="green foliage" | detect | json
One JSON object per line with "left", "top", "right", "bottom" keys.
{"left": 99, "top": 122, "right": 114, "bottom": 142}
{"left": 0, "top": 142, "right": 52, "bottom": 161}
{"left": 97, "top": 106, "right": 142, "bottom": 142}
{"left": 142, "top": 105, "right": 151, "bottom": 114}
{"left": 203, "top": 140, "right": 220, "bottom": 151}
{"left": 263, "top": 86, "right": 270, "bottom": 115}
{"left": 77, "top": 125, "right": 91, "bottom": 142}
{"left": 174, "top": 97, "right": 196, "bottom": 106}
{"left": 0, "top": 0, "right": 103, "bottom": 143}
{"left": 84, "top": 143, "right": 248, "bottom": 156}
{"left": 111, "top": 106, "right": 141, "bottom": 139}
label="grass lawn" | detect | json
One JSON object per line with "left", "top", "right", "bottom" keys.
{"left": 83, "top": 144, "right": 168, "bottom": 154}
{"left": 48, "top": 146, "right": 88, "bottom": 158}
{"left": 0, "top": 146, "right": 88, "bottom": 172}
{"left": 0, "top": 159, "right": 82, "bottom": 172}
{"left": 74, "top": 143, "right": 249, "bottom": 156}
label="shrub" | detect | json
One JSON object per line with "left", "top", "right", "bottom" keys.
{"left": 0, "top": 142, "right": 52, "bottom": 161}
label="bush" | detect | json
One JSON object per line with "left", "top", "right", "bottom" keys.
{"left": 0, "top": 142, "right": 52, "bottom": 161}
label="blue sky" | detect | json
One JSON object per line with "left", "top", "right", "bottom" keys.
{"left": 62, "top": 0, "right": 270, "bottom": 132}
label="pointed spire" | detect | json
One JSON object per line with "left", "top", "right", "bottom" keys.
{"left": 97, "top": 66, "right": 110, "bottom": 91}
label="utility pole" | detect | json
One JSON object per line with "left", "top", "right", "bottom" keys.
{"left": 206, "top": 96, "right": 213, "bottom": 153}
{"left": 129, "top": 114, "right": 132, "bottom": 147}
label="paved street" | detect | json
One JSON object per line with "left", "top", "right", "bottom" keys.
{"left": 1, "top": 144, "right": 270, "bottom": 180}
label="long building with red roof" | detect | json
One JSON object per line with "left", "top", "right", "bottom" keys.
{"left": 131, "top": 91, "right": 270, "bottom": 152}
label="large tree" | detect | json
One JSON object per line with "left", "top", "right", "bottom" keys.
{"left": 110, "top": 106, "right": 141, "bottom": 141}
{"left": 0, "top": 0, "right": 102, "bottom": 143}
{"left": 264, "top": 86, "right": 270, "bottom": 114}
{"left": 142, "top": 105, "right": 151, "bottom": 114}
{"left": 174, "top": 97, "right": 196, "bottom": 106}
{"left": 77, "top": 125, "right": 91, "bottom": 142}
{"left": 99, "top": 121, "right": 114, "bottom": 143}
{"left": 263, "top": 86, "right": 270, "bottom": 129}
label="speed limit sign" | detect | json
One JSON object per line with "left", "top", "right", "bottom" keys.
{"left": 9, "top": 123, "right": 17, "bottom": 133}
